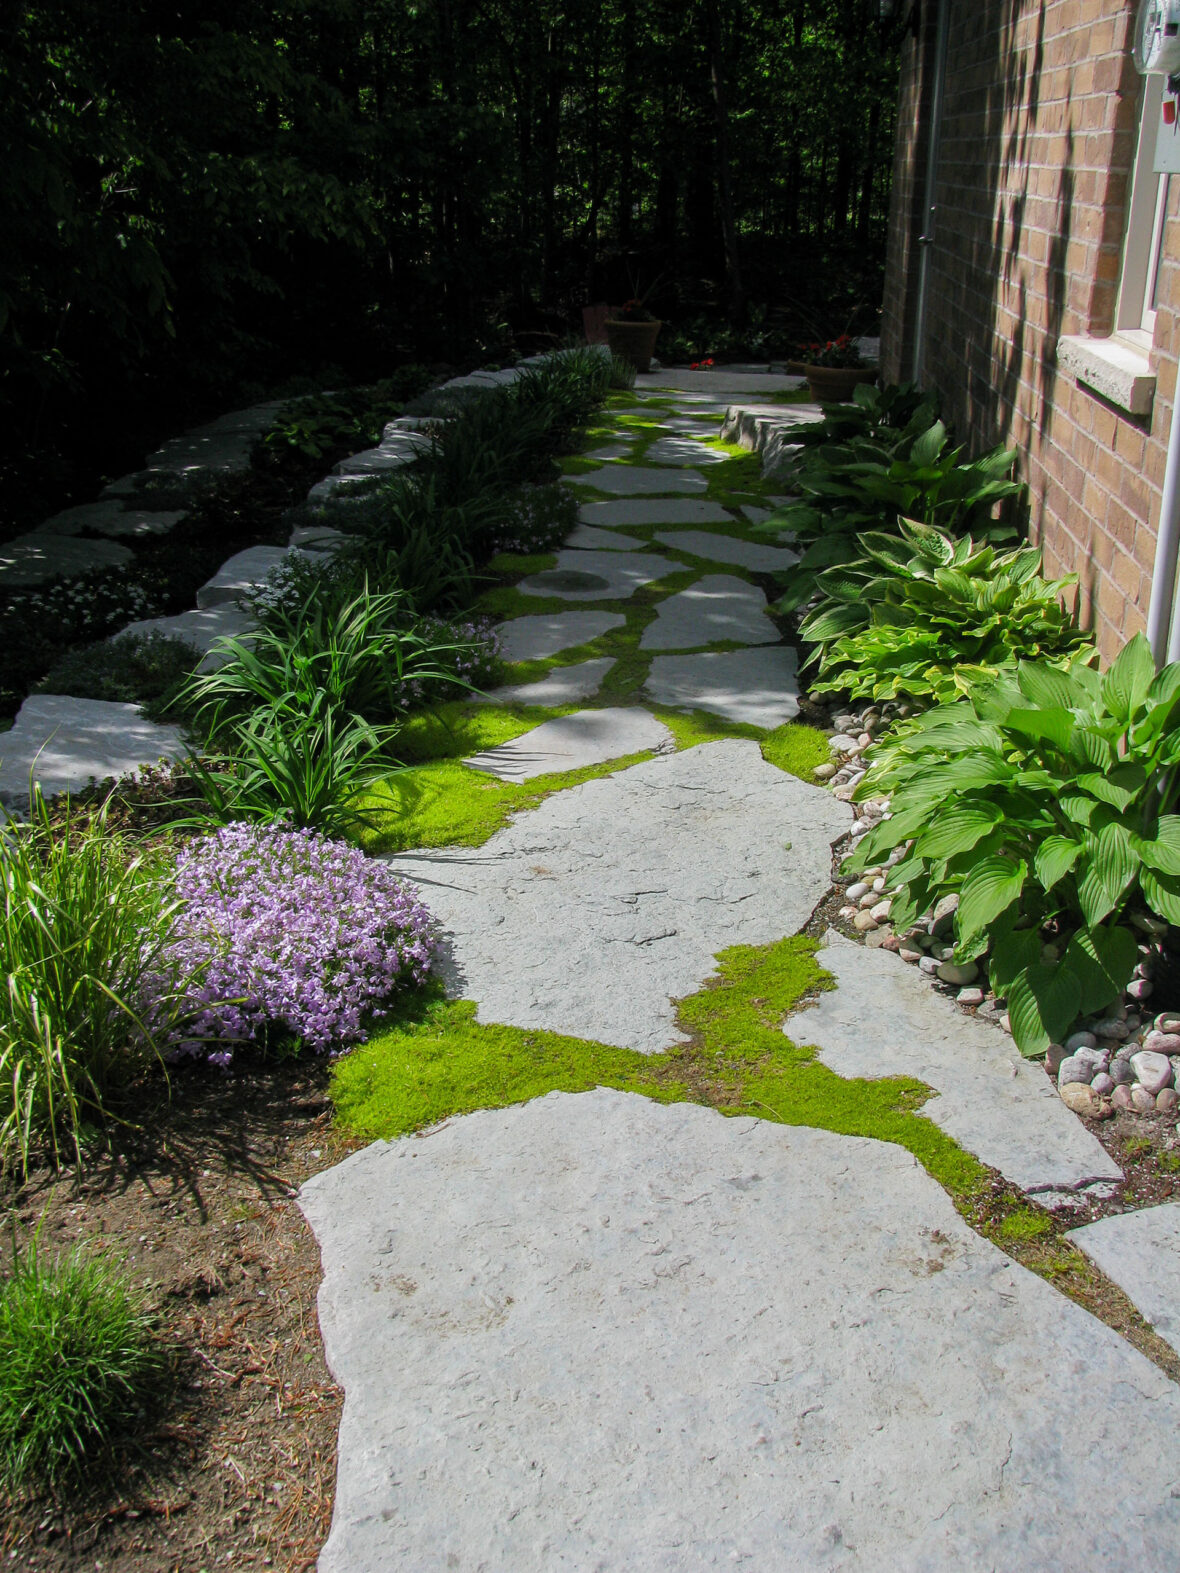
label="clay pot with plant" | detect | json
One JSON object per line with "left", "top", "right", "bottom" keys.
{"left": 605, "top": 298, "right": 663, "bottom": 373}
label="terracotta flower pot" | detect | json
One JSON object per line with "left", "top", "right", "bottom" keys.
{"left": 605, "top": 318, "right": 663, "bottom": 373}
{"left": 803, "top": 365, "right": 878, "bottom": 403}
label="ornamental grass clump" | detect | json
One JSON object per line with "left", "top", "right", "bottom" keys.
{"left": 164, "top": 824, "right": 439, "bottom": 1064}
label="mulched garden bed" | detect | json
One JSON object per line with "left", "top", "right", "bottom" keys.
{"left": 2, "top": 1063, "right": 361, "bottom": 1572}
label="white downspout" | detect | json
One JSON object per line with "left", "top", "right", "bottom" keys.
{"left": 911, "top": 0, "right": 950, "bottom": 384}
{"left": 1149, "top": 369, "right": 1180, "bottom": 664}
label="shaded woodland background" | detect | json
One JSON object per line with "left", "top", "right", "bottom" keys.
{"left": 1, "top": 0, "right": 900, "bottom": 519}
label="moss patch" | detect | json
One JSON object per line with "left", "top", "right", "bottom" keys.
{"left": 333, "top": 935, "right": 987, "bottom": 1200}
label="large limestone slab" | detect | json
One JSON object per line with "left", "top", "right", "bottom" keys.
{"left": 568, "top": 465, "right": 707, "bottom": 496}
{"left": 565, "top": 523, "right": 645, "bottom": 551}
{"left": 517, "top": 549, "right": 676, "bottom": 602}
{"left": 114, "top": 604, "right": 255, "bottom": 671}
{"left": 195, "top": 546, "right": 296, "bottom": 608}
{"left": 1068, "top": 1203, "right": 1180, "bottom": 1356}
{"left": 796, "top": 933, "right": 1123, "bottom": 1201}
{"left": 302, "top": 1089, "right": 1180, "bottom": 1573}
{"left": 35, "top": 500, "right": 187, "bottom": 539}
{"left": 583, "top": 443, "right": 633, "bottom": 460}
{"left": 383, "top": 741, "right": 847, "bottom": 1052}
{"left": 464, "top": 707, "right": 672, "bottom": 782}
{"left": 474, "top": 658, "right": 615, "bottom": 708}
{"left": 644, "top": 648, "right": 800, "bottom": 727}
{"left": 497, "top": 611, "right": 625, "bottom": 663}
{"left": 655, "top": 528, "right": 800, "bottom": 574}
{"left": 0, "top": 533, "right": 133, "bottom": 588}
{"left": 644, "top": 435, "right": 731, "bottom": 467}
{"left": 579, "top": 498, "right": 731, "bottom": 528}
{"left": 640, "top": 574, "right": 778, "bottom": 651}
{"left": 0, "top": 695, "right": 187, "bottom": 804}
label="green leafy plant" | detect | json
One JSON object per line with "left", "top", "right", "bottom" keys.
{"left": 263, "top": 370, "right": 431, "bottom": 461}
{"left": 36, "top": 631, "right": 201, "bottom": 718}
{"left": 801, "top": 520, "right": 1089, "bottom": 705}
{"left": 847, "top": 637, "right": 1180, "bottom": 1055}
{"left": 0, "top": 1233, "right": 165, "bottom": 1488}
{"left": 0, "top": 789, "right": 193, "bottom": 1173}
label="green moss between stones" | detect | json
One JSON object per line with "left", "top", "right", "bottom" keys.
{"left": 333, "top": 935, "right": 987, "bottom": 1200}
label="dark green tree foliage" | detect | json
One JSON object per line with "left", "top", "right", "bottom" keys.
{"left": 0, "top": 1, "right": 898, "bottom": 516}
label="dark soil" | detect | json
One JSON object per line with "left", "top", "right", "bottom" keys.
{"left": 2, "top": 1062, "right": 361, "bottom": 1572}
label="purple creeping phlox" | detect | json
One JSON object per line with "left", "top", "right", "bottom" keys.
{"left": 162, "top": 823, "right": 439, "bottom": 1066}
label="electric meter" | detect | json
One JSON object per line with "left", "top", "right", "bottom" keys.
{"left": 1134, "top": 0, "right": 1180, "bottom": 74}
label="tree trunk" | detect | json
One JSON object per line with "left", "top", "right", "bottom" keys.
{"left": 703, "top": 0, "right": 745, "bottom": 325}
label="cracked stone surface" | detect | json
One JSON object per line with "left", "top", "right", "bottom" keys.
{"left": 517, "top": 549, "right": 677, "bottom": 602}
{"left": 196, "top": 546, "right": 298, "bottom": 608}
{"left": 568, "top": 465, "right": 707, "bottom": 496}
{"left": 1068, "top": 1203, "right": 1180, "bottom": 1357}
{"left": 655, "top": 528, "right": 799, "bottom": 574}
{"left": 0, "top": 533, "right": 133, "bottom": 588}
{"left": 497, "top": 611, "right": 625, "bottom": 663}
{"left": 473, "top": 658, "right": 615, "bottom": 708}
{"left": 464, "top": 707, "right": 673, "bottom": 782}
{"left": 644, "top": 647, "right": 800, "bottom": 727}
{"left": 796, "top": 933, "right": 1123, "bottom": 1200}
{"left": 640, "top": 574, "right": 778, "bottom": 651}
{"left": 578, "top": 498, "right": 731, "bottom": 528}
{"left": 382, "top": 740, "right": 848, "bottom": 1053}
{"left": 301, "top": 1088, "right": 1180, "bottom": 1573}
{"left": 114, "top": 604, "right": 256, "bottom": 671}
{"left": 644, "top": 435, "right": 732, "bottom": 466}
{"left": 565, "top": 522, "right": 646, "bottom": 551}
{"left": 0, "top": 695, "right": 187, "bottom": 804}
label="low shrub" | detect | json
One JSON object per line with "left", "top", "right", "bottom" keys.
{"left": 0, "top": 790, "right": 193, "bottom": 1174}
{"left": 163, "top": 823, "right": 439, "bottom": 1062}
{"left": 0, "top": 1237, "right": 165, "bottom": 1489}
{"left": 262, "top": 369, "right": 432, "bottom": 462}
{"left": 490, "top": 482, "right": 579, "bottom": 556}
{"left": 847, "top": 637, "right": 1180, "bottom": 1055}
{"left": 37, "top": 631, "right": 201, "bottom": 716}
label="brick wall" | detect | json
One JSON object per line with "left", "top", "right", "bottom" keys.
{"left": 881, "top": 0, "right": 1178, "bottom": 660}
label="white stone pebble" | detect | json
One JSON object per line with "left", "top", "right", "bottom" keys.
{"left": 845, "top": 882, "right": 870, "bottom": 903}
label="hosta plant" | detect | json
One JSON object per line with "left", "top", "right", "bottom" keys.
{"left": 846, "top": 637, "right": 1180, "bottom": 1055}
{"left": 803, "top": 521, "right": 1089, "bottom": 705}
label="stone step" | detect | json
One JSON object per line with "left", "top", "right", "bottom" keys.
{"left": 0, "top": 694, "right": 187, "bottom": 806}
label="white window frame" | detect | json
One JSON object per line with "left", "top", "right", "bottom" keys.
{"left": 1117, "top": 72, "right": 1170, "bottom": 348}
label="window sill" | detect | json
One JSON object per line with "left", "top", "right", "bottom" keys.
{"left": 1056, "top": 334, "right": 1155, "bottom": 416}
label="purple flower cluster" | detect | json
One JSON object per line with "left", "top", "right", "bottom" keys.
{"left": 397, "top": 614, "right": 503, "bottom": 705}
{"left": 162, "top": 823, "right": 439, "bottom": 1065}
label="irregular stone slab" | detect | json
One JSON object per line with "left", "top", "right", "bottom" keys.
{"left": 302, "top": 1089, "right": 1180, "bottom": 1573}
{"left": 34, "top": 500, "right": 186, "bottom": 539}
{"left": 518, "top": 549, "right": 677, "bottom": 602}
{"left": 0, "top": 695, "right": 187, "bottom": 804}
{"left": 655, "top": 528, "right": 799, "bottom": 573}
{"left": 584, "top": 443, "right": 634, "bottom": 460}
{"left": 644, "top": 647, "right": 800, "bottom": 727}
{"left": 578, "top": 497, "right": 731, "bottom": 528}
{"left": 565, "top": 523, "right": 645, "bottom": 552}
{"left": 0, "top": 533, "right": 133, "bottom": 588}
{"left": 640, "top": 574, "right": 778, "bottom": 651}
{"left": 464, "top": 707, "right": 672, "bottom": 783}
{"left": 195, "top": 546, "right": 297, "bottom": 608}
{"left": 114, "top": 604, "right": 255, "bottom": 672}
{"left": 644, "top": 435, "right": 731, "bottom": 466}
{"left": 473, "top": 658, "right": 615, "bottom": 708}
{"left": 796, "top": 932, "right": 1123, "bottom": 1200}
{"left": 1068, "top": 1203, "right": 1180, "bottom": 1357}
{"left": 567, "top": 465, "right": 707, "bottom": 496}
{"left": 287, "top": 523, "right": 348, "bottom": 553}
{"left": 136, "top": 399, "right": 285, "bottom": 487}
{"left": 384, "top": 741, "right": 847, "bottom": 1051}
{"left": 335, "top": 431, "right": 431, "bottom": 476}
{"left": 497, "top": 611, "right": 625, "bottom": 663}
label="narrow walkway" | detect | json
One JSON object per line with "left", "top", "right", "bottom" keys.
{"left": 301, "top": 376, "right": 1180, "bottom": 1570}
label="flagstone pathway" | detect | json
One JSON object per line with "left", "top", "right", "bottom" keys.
{"left": 302, "top": 373, "right": 1180, "bottom": 1569}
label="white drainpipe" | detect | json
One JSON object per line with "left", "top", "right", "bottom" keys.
{"left": 1147, "top": 374, "right": 1180, "bottom": 664}
{"left": 911, "top": 0, "right": 950, "bottom": 385}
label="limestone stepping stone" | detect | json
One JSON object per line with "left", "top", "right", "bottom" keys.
{"left": 334, "top": 431, "right": 429, "bottom": 476}
{"left": 1068, "top": 1203, "right": 1180, "bottom": 1356}
{"left": 464, "top": 707, "right": 672, "bottom": 783}
{"left": 302, "top": 1089, "right": 1180, "bottom": 1573}
{"left": 137, "top": 400, "right": 285, "bottom": 485}
{"left": 0, "top": 695, "right": 187, "bottom": 805}
{"left": 518, "top": 549, "right": 676, "bottom": 602}
{"left": 287, "top": 523, "right": 348, "bottom": 552}
{"left": 34, "top": 500, "right": 188, "bottom": 539}
{"left": 114, "top": 604, "right": 255, "bottom": 672}
{"left": 578, "top": 498, "right": 731, "bottom": 528}
{"left": 644, "top": 435, "right": 731, "bottom": 467}
{"left": 639, "top": 574, "right": 778, "bottom": 651}
{"left": 473, "top": 658, "right": 615, "bottom": 708}
{"left": 654, "top": 528, "right": 799, "bottom": 573}
{"left": 567, "top": 465, "right": 707, "bottom": 496}
{"left": 383, "top": 740, "right": 847, "bottom": 1052}
{"left": 0, "top": 533, "right": 133, "bottom": 588}
{"left": 497, "top": 611, "right": 625, "bottom": 663}
{"left": 196, "top": 546, "right": 298, "bottom": 608}
{"left": 644, "top": 647, "right": 800, "bottom": 728}
{"left": 583, "top": 443, "right": 634, "bottom": 460}
{"left": 798, "top": 932, "right": 1123, "bottom": 1202}
{"left": 565, "top": 523, "right": 645, "bottom": 552}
